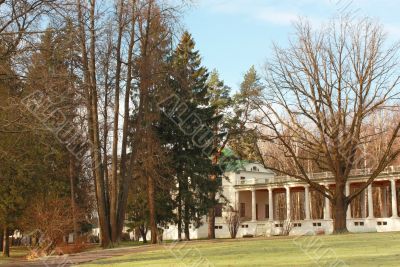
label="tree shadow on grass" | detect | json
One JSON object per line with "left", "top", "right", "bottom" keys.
{"left": 86, "top": 254, "right": 173, "bottom": 266}
{"left": 339, "top": 253, "right": 400, "bottom": 267}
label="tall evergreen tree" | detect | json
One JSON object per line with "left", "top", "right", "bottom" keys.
{"left": 131, "top": 2, "right": 173, "bottom": 244}
{"left": 228, "top": 66, "right": 264, "bottom": 161}
{"left": 160, "top": 32, "right": 222, "bottom": 240}
{"left": 205, "top": 70, "right": 231, "bottom": 239}
{"left": 0, "top": 32, "right": 80, "bottom": 256}
{"left": 0, "top": 47, "right": 34, "bottom": 257}
{"left": 26, "top": 24, "right": 93, "bottom": 242}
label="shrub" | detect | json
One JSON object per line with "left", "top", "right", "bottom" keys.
{"left": 87, "top": 234, "right": 99, "bottom": 243}
{"left": 120, "top": 232, "right": 131, "bottom": 241}
{"left": 225, "top": 206, "right": 241, "bottom": 239}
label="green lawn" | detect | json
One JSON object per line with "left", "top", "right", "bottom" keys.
{"left": 79, "top": 232, "right": 400, "bottom": 267}
{"left": 0, "top": 247, "right": 29, "bottom": 265}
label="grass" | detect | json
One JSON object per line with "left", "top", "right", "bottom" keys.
{"left": 115, "top": 240, "right": 147, "bottom": 248}
{"left": 0, "top": 247, "right": 29, "bottom": 265}
{"left": 79, "top": 232, "right": 400, "bottom": 267}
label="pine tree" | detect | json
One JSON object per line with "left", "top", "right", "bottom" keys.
{"left": 205, "top": 70, "right": 231, "bottom": 239}
{"left": 229, "top": 66, "right": 264, "bottom": 160}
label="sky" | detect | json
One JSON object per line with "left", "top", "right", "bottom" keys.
{"left": 182, "top": 0, "right": 400, "bottom": 91}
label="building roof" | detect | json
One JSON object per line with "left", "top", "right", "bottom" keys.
{"left": 222, "top": 149, "right": 274, "bottom": 174}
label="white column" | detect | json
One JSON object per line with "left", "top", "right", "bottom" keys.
{"left": 324, "top": 184, "right": 331, "bottom": 220}
{"left": 346, "top": 182, "right": 351, "bottom": 219}
{"left": 304, "top": 185, "right": 310, "bottom": 220}
{"left": 268, "top": 187, "right": 274, "bottom": 221}
{"left": 391, "top": 179, "right": 398, "bottom": 218}
{"left": 251, "top": 189, "right": 257, "bottom": 222}
{"left": 235, "top": 191, "right": 239, "bottom": 211}
{"left": 285, "top": 186, "right": 291, "bottom": 220}
{"left": 360, "top": 188, "right": 366, "bottom": 218}
{"left": 367, "top": 184, "right": 374, "bottom": 219}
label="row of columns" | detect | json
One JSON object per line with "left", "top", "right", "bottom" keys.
{"left": 249, "top": 188, "right": 275, "bottom": 222}
{"left": 244, "top": 179, "right": 398, "bottom": 222}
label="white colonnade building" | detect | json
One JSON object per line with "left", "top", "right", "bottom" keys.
{"left": 161, "top": 163, "right": 400, "bottom": 240}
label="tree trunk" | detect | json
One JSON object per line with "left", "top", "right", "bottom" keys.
{"left": 0, "top": 227, "right": 3, "bottom": 252}
{"left": 140, "top": 228, "right": 147, "bottom": 244}
{"left": 76, "top": 0, "right": 111, "bottom": 248}
{"left": 102, "top": 40, "right": 111, "bottom": 243}
{"left": 133, "top": 227, "right": 139, "bottom": 242}
{"left": 89, "top": 0, "right": 111, "bottom": 248}
{"left": 147, "top": 176, "right": 157, "bottom": 244}
{"left": 177, "top": 181, "right": 182, "bottom": 241}
{"left": 184, "top": 221, "right": 190, "bottom": 241}
{"left": 110, "top": 0, "right": 125, "bottom": 245}
{"left": 333, "top": 189, "right": 349, "bottom": 234}
{"left": 209, "top": 116, "right": 221, "bottom": 240}
{"left": 184, "top": 203, "right": 190, "bottom": 241}
{"left": 183, "top": 178, "right": 190, "bottom": 241}
{"left": 116, "top": 4, "right": 136, "bottom": 240}
{"left": 69, "top": 155, "right": 79, "bottom": 243}
{"left": 208, "top": 192, "right": 216, "bottom": 239}
{"left": 177, "top": 204, "right": 182, "bottom": 241}
{"left": 2, "top": 228, "right": 9, "bottom": 257}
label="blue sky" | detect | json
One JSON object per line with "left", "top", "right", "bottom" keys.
{"left": 183, "top": 0, "right": 400, "bottom": 91}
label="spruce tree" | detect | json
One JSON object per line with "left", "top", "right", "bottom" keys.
{"left": 159, "top": 32, "right": 222, "bottom": 240}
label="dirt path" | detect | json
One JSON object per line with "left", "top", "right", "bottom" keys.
{"left": 1, "top": 245, "right": 164, "bottom": 267}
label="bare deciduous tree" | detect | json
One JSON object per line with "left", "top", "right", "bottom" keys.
{"left": 252, "top": 17, "right": 400, "bottom": 233}
{"left": 75, "top": 0, "right": 141, "bottom": 246}
{"left": 0, "top": 0, "right": 54, "bottom": 59}
{"left": 76, "top": 0, "right": 111, "bottom": 247}
{"left": 225, "top": 206, "right": 241, "bottom": 239}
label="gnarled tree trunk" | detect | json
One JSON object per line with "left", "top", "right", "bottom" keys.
{"left": 251, "top": 18, "right": 400, "bottom": 236}
{"left": 333, "top": 183, "right": 348, "bottom": 234}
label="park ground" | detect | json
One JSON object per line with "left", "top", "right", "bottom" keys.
{"left": 0, "top": 247, "right": 29, "bottom": 265}
{"left": 1, "top": 232, "right": 400, "bottom": 266}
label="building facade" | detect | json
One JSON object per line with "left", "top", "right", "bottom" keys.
{"left": 161, "top": 163, "right": 400, "bottom": 240}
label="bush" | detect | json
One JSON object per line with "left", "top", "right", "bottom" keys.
{"left": 26, "top": 235, "right": 93, "bottom": 259}
{"left": 316, "top": 229, "right": 325, "bottom": 235}
{"left": 87, "top": 234, "right": 99, "bottom": 243}
{"left": 279, "top": 219, "right": 293, "bottom": 236}
{"left": 54, "top": 242, "right": 91, "bottom": 255}
{"left": 243, "top": 234, "right": 254, "bottom": 238}
{"left": 225, "top": 207, "right": 241, "bottom": 239}
{"left": 120, "top": 232, "right": 131, "bottom": 241}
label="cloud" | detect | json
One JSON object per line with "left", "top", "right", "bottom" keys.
{"left": 254, "top": 8, "right": 299, "bottom": 26}
{"left": 383, "top": 24, "right": 400, "bottom": 40}
{"left": 200, "top": 0, "right": 400, "bottom": 32}
{"left": 200, "top": 0, "right": 325, "bottom": 26}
